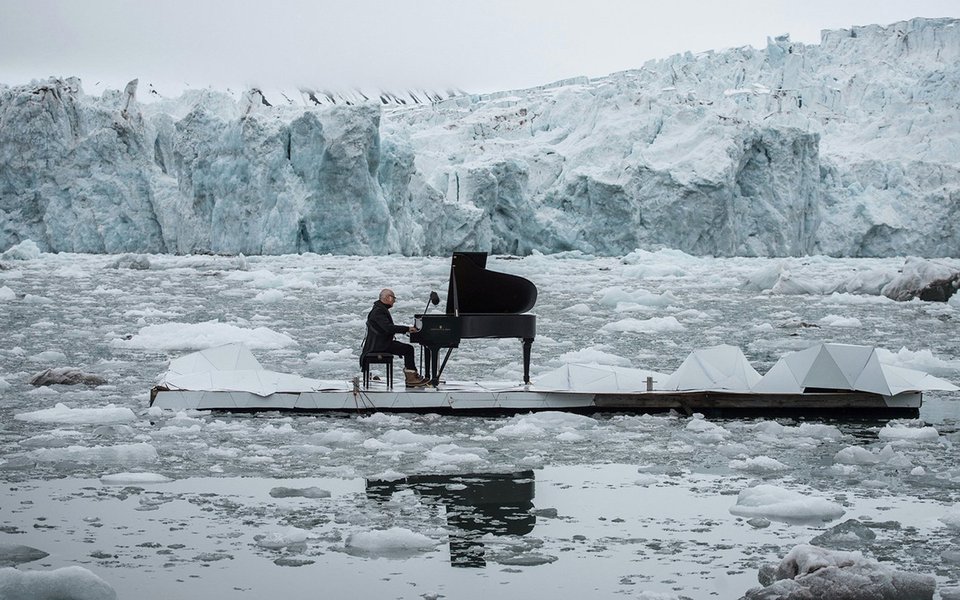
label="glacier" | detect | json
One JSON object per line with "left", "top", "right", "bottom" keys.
{"left": 1, "top": 17, "right": 958, "bottom": 257}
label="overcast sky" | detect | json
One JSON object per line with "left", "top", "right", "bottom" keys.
{"left": 1, "top": 0, "right": 957, "bottom": 96}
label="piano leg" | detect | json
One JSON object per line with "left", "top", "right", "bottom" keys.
{"left": 427, "top": 346, "right": 441, "bottom": 386}
{"left": 522, "top": 338, "right": 533, "bottom": 385}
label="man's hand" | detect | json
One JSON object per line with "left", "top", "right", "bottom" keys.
{"left": 408, "top": 326, "right": 418, "bottom": 333}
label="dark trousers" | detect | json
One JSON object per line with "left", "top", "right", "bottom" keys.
{"left": 387, "top": 341, "right": 417, "bottom": 371}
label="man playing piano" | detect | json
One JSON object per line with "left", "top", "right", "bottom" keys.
{"left": 360, "top": 289, "right": 428, "bottom": 388}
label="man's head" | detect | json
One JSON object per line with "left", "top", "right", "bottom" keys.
{"left": 379, "top": 288, "right": 396, "bottom": 308}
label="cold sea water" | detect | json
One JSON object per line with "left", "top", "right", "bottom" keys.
{"left": 1, "top": 251, "right": 959, "bottom": 599}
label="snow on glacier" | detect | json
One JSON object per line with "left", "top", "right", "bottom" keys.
{"left": 1, "top": 18, "right": 959, "bottom": 257}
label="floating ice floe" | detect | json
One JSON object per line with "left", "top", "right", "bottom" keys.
{"left": 729, "top": 484, "right": 845, "bottom": 524}
{"left": 0, "top": 565, "right": 117, "bottom": 600}
{"left": 99, "top": 472, "right": 172, "bottom": 485}
{"left": 344, "top": 527, "right": 439, "bottom": 555}
{"left": 0, "top": 543, "right": 49, "bottom": 567}
{"left": 744, "top": 544, "right": 936, "bottom": 599}
{"left": 15, "top": 403, "right": 137, "bottom": 425}
{"left": 255, "top": 527, "right": 310, "bottom": 549}
{"left": 0, "top": 239, "right": 41, "bottom": 261}
{"left": 115, "top": 322, "right": 297, "bottom": 351}
{"left": 29, "top": 443, "right": 158, "bottom": 465}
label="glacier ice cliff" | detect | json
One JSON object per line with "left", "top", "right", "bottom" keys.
{"left": 1, "top": 17, "right": 958, "bottom": 257}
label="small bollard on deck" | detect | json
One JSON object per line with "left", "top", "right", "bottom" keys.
{"left": 646, "top": 376, "right": 654, "bottom": 392}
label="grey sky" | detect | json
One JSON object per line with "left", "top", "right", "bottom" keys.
{"left": 1, "top": 0, "right": 957, "bottom": 96}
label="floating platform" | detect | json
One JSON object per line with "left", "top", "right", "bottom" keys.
{"left": 149, "top": 379, "right": 923, "bottom": 418}
{"left": 147, "top": 342, "right": 958, "bottom": 418}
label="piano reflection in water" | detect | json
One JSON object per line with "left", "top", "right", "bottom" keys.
{"left": 410, "top": 252, "right": 537, "bottom": 386}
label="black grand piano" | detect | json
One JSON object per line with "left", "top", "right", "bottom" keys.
{"left": 410, "top": 252, "right": 537, "bottom": 386}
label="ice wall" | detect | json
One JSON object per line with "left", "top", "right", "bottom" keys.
{"left": 1, "top": 17, "right": 957, "bottom": 257}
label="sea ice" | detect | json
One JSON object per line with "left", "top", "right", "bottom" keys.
{"left": 939, "top": 506, "right": 960, "bottom": 530}
{"left": 600, "top": 316, "right": 685, "bottom": 334}
{"left": 729, "top": 484, "right": 845, "bottom": 524}
{"left": 112, "top": 321, "right": 297, "bottom": 350}
{"left": 0, "top": 240, "right": 41, "bottom": 261}
{"left": 819, "top": 314, "right": 863, "bottom": 328}
{"left": 742, "top": 544, "right": 935, "bottom": 600}
{"left": 877, "top": 424, "right": 940, "bottom": 442}
{"left": 834, "top": 446, "right": 880, "bottom": 465}
{"left": 492, "top": 412, "right": 597, "bottom": 438}
{"left": 0, "top": 544, "right": 49, "bottom": 567}
{"left": 254, "top": 527, "right": 310, "bottom": 549}
{"left": 28, "top": 350, "right": 67, "bottom": 363}
{"left": 14, "top": 403, "right": 137, "bottom": 425}
{"left": 0, "top": 566, "right": 117, "bottom": 600}
{"left": 729, "top": 456, "right": 791, "bottom": 473}
{"left": 29, "top": 368, "right": 107, "bottom": 387}
{"left": 344, "top": 527, "right": 438, "bottom": 554}
{"left": 378, "top": 429, "right": 451, "bottom": 446}
{"left": 29, "top": 443, "right": 159, "bottom": 465}
{"left": 422, "top": 444, "right": 488, "bottom": 468}
{"left": 268, "top": 486, "right": 331, "bottom": 499}
{"left": 99, "top": 472, "right": 172, "bottom": 485}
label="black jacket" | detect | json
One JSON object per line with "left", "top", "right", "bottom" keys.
{"left": 360, "top": 300, "right": 408, "bottom": 364}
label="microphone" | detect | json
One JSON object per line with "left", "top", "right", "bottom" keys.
{"left": 417, "top": 291, "right": 440, "bottom": 330}
{"left": 422, "top": 291, "right": 440, "bottom": 315}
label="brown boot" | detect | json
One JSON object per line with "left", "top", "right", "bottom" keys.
{"left": 404, "top": 369, "right": 428, "bottom": 388}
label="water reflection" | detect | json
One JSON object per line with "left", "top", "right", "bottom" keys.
{"left": 366, "top": 470, "right": 536, "bottom": 567}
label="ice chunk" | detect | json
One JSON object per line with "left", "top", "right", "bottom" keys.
{"left": 742, "top": 544, "right": 935, "bottom": 600}
{"left": 28, "top": 350, "right": 67, "bottom": 363}
{"left": 254, "top": 289, "right": 284, "bottom": 303}
{"left": 378, "top": 429, "right": 451, "bottom": 446}
{"left": 939, "top": 506, "right": 960, "bottom": 530}
{"left": 818, "top": 314, "right": 862, "bottom": 328}
{"left": 877, "top": 424, "right": 939, "bottom": 442}
{"left": 99, "top": 472, "right": 172, "bottom": 485}
{"left": 422, "top": 444, "right": 488, "bottom": 468}
{"left": 15, "top": 403, "right": 137, "bottom": 425}
{"left": 834, "top": 446, "right": 880, "bottom": 465}
{"left": 556, "top": 347, "right": 632, "bottom": 367}
{"left": 599, "top": 316, "right": 684, "bottom": 334}
{"left": 729, "top": 484, "right": 845, "bottom": 524}
{"left": 255, "top": 527, "right": 310, "bottom": 549}
{"left": 1, "top": 240, "right": 41, "bottom": 260}
{"left": 268, "top": 486, "right": 331, "bottom": 499}
{"left": 344, "top": 527, "right": 438, "bottom": 554}
{"left": 0, "top": 565, "right": 117, "bottom": 600}
{"left": 493, "top": 412, "right": 597, "bottom": 438}
{"left": 29, "top": 368, "right": 107, "bottom": 387}
{"left": 113, "top": 321, "right": 296, "bottom": 350}
{"left": 29, "top": 443, "right": 158, "bottom": 464}
{"left": 0, "top": 286, "right": 14, "bottom": 301}
{"left": 809, "top": 519, "right": 878, "bottom": 550}
{"left": 729, "top": 456, "right": 790, "bottom": 473}
{"left": 0, "top": 544, "right": 49, "bottom": 567}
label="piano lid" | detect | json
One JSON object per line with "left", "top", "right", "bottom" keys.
{"left": 446, "top": 252, "right": 538, "bottom": 314}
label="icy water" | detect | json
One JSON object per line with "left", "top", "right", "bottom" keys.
{"left": 1, "top": 252, "right": 959, "bottom": 599}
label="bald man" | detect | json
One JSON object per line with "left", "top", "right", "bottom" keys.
{"left": 360, "top": 288, "right": 427, "bottom": 387}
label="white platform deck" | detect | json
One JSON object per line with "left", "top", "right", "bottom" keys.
{"left": 150, "top": 379, "right": 923, "bottom": 417}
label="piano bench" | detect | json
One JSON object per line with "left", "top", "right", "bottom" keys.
{"left": 362, "top": 353, "right": 394, "bottom": 389}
